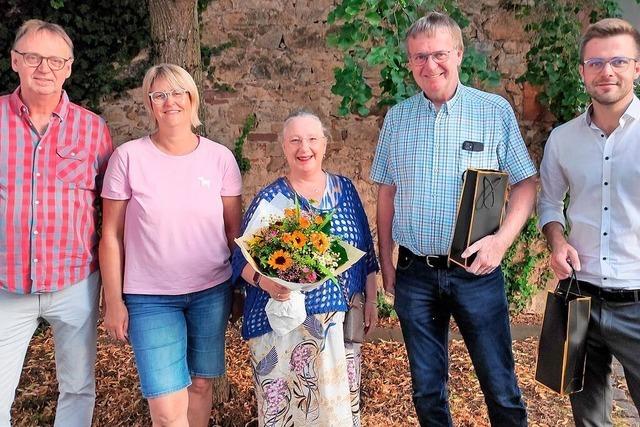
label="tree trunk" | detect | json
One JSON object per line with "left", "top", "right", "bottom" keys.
{"left": 148, "top": 2, "right": 225, "bottom": 404}
{"left": 148, "top": 0, "right": 207, "bottom": 135}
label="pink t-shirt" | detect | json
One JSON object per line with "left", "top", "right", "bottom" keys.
{"left": 101, "top": 136, "right": 242, "bottom": 295}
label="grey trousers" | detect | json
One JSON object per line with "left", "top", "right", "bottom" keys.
{"left": 0, "top": 272, "right": 99, "bottom": 427}
{"left": 570, "top": 297, "right": 640, "bottom": 426}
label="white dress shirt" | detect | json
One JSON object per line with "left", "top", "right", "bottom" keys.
{"left": 538, "top": 96, "right": 640, "bottom": 289}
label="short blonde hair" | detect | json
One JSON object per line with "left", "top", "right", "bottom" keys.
{"left": 580, "top": 18, "right": 640, "bottom": 61}
{"left": 405, "top": 12, "right": 464, "bottom": 52}
{"left": 13, "top": 19, "right": 74, "bottom": 57}
{"left": 141, "top": 63, "right": 202, "bottom": 130}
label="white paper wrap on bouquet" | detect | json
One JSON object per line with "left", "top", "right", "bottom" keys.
{"left": 235, "top": 193, "right": 366, "bottom": 335}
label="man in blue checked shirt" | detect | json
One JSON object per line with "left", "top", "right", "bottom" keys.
{"left": 371, "top": 12, "right": 537, "bottom": 427}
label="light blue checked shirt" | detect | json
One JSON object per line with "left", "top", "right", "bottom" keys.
{"left": 370, "top": 84, "right": 537, "bottom": 256}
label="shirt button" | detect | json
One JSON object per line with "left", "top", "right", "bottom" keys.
{"left": 605, "top": 156, "right": 610, "bottom": 160}
{"left": 35, "top": 200, "right": 40, "bottom": 205}
{"left": 37, "top": 146, "right": 43, "bottom": 151}
{"left": 70, "top": 152, "right": 76, "bottom": 157}
{"left": 33, "top": 258, "right": 38, "bottom": 263}
{"left": 33, "top": 230, "right": 39, "bottom": 235}
{"left": 603, "top": 277, "right": 608, "bottom": 280}
{"left": 604, "top": 182, "right": 609, "bottom": 186}
{"left": 601, "top": 134, "right": 605, "bottom": 137}
{"left": 36, "top": 172, "right": 41, "bottom": 177}
{"left": 604, "top": 207, "right": 609, "bottom": 211}
{"left": 603, "top": 257, "right": 607, "bottom": 260}
{"left": 603, "top": 232, "right": 608, "bottom": 236}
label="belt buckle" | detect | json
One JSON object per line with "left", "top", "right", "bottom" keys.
{"left": 425, "top": 255, "right": 438, "bottom": 268}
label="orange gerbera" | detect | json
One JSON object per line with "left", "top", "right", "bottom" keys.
{"left": 284, "top": 208, "right": 297, "bottom": 218}
{"left": 311, "top": 232, "right": 330, "bottom": 253}
{"left": 314, "top": 215, "right": 324, "bottom": 225}
{"left": 291, "top": 231, "right": 307, "bottom": 249}
{"left": 299, "top": 216, "right": 311, "bottom": 229}
{"left": 282, "top": 233, "right": 294, "bottom": 245}
{"left": 268, "top": 250, "right": 293, "bottom": 271}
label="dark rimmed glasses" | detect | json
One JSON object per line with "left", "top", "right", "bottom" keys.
{"left": 12, "top": 50, "right": 72, "bottom": 71}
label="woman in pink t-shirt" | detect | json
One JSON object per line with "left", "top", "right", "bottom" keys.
{"left": 99, "top": 64, "right": 242, "bottom": 426}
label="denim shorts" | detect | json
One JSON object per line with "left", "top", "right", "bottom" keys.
{"left": 124, "top": 280, "right": 232, "bottom": 398}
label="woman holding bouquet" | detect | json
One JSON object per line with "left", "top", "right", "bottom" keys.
{"left": 100, "top": 64, "right": 242, "bottom": 427}
{"left": 232, "top": 109, "right": 378, "bottom": 426}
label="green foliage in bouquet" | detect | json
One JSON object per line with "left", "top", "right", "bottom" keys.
{"left": 246, "top": 203, "right": 348, "bottom": 284}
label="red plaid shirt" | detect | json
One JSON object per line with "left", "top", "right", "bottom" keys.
{"left": 0, "top": 87, "right": 113, "bottom": 294}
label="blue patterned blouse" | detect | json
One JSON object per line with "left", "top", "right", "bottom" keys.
{"left": 231, "top": 173, "right": 379, "bottom": 340}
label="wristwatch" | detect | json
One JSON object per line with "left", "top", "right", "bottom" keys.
{"left": 252, "top": 271, "right": 262, "bottom": 288}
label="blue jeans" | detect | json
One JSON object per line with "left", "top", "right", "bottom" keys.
{"left": 124, "top": 281, "right": 232, "bottom": 398}
{"left": 394, "top": 256, "right": 527, "bottom": 426}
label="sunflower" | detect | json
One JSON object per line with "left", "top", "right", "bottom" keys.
{"left": 268, "top": 250, "right": 293, "bottom": 271}
{"left": 284, "top": 208, "right": 297, "bottom": 218}
{"left": 299, "top": 216, "right": 311, "bottom": 229}
{"left": 311, "top": 232, "right": 330, "bottom": 253}
{"left": 314, "top": 215, "right": 324, "bottom": 225}
{"left": 291, "top": 231, "right": 307, "bottom": 249}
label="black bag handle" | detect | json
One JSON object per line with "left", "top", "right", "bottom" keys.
{"left": 554, "top": 267, "right": 581, "bottom": 302}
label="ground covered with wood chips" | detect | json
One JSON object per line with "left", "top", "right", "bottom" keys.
{"left": 12, "top": 321, "right": 593, "bottom": 426}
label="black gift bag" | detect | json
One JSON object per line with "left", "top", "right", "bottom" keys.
{"left": 535, "top": 272, "right": 591, "bottom": 395}
{"left": 449, "top": 169, "right": 508, "bottom": 268}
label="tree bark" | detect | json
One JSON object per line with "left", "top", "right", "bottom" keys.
{"left": 148, "top": 3, "right": 225, "bottom": 405}
{"left": 148, "top": 0, "right": 207, "bottom": 135}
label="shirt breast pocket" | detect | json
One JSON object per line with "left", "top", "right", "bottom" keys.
{"left": 55, "top": 144, "right": 94, "bottom": 189}
{"left": 459, "top": 150, "right": 499, "bottom": 181}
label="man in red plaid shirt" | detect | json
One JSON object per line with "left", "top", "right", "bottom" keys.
{"left": 0, "top": 20, "right": 112, "bottom": 427}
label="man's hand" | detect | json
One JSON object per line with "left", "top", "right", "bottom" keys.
{"left": 549, "top": 239, "right": 581, "bottom": 280}
{"left": 462, "top": 234, "right": 509, "bottom": 275}
{"left": 542, "top": 221, "right": 581, "bottom": 280}
{"left": 103, "top": 300, "right": 129, "bottom": 342}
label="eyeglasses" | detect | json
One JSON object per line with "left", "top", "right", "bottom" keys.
{"left": 286, "top": 136, "right": 325, "bottom": 145}
{"left": 409, "top": 50, "right": 452, "bottom": 66}
{"left": 12, "top": 50, "right": 72, "bottom": 71}
{"left": 582, "top": 56, "right": 637, "bottom": 72}
{"left": 148, "top": 89, "right": 189, "bottom": 104}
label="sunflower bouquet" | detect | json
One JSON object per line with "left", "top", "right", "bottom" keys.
{"left": 236, "top": 193, "right": 365, "bottom": 292}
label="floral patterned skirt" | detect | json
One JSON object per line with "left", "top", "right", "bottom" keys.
{"left": 248, "top": 311, "right": 363, "bottom": 427}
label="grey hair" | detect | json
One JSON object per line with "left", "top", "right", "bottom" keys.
{"left": 405, "top": 12, "right": 464, "bottom": 52}
{"left": 14, "top": 19, "right": 74, "bottom": 57}
{"left": 282, "top": 108, "right": 329, "bottom": 140}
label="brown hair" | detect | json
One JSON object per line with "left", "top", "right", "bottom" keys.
{"left": 580, "top": 18, "right": 640, "bottom": 61}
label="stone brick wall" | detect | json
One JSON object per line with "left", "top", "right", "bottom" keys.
{"left": 100, "top": 0, "right": 554, "bottom": 269}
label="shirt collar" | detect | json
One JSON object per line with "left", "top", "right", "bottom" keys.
{"left": 420, "top": 82, "right": 464, "bottom": 113}
{"left": 9, "top": 86, "right": 70, "bottom": 122}
{"left": 584, "top": 95, "right": 640, "bottom": 128}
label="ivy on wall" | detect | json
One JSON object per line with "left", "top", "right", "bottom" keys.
{"left": 327, "top": 0, "right": 500, "bottom": 116}
{"left": 517, "top": 0, "right": 640, "bottom": 123}
{"left": 0, "top": 0, "right": 151, "bottom": 111}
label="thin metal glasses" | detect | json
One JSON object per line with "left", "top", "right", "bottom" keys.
{"left": 148, "top": 89, "right": 189, "bottom": 104}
